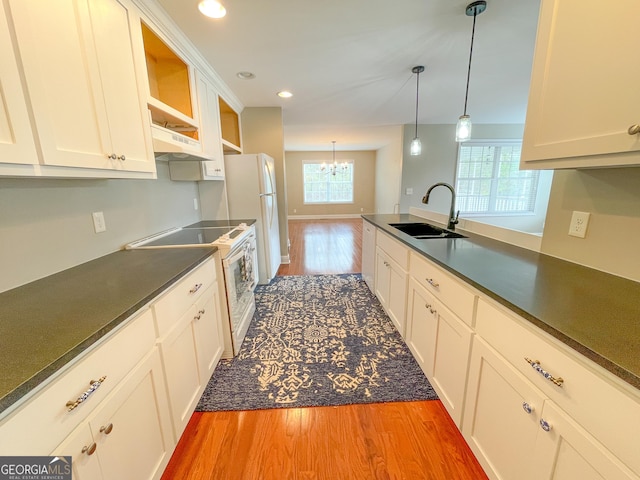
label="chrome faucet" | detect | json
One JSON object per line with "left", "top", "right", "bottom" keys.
{"left": 422, "top": 182, "right": 460, "bottom": 230}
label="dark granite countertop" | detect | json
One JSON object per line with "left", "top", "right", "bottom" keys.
{"left": 0, "top": 247, "right": 215, "bottom": 415}
{"left": 363, "top": 214, "right": 640, "bottom": 390}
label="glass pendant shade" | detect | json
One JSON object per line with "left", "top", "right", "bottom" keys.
{"left": 410, "top": 137, "right": 422, "bottom": 156}
{"left": 455, "top": 115, "right": 472, "bottom": 142}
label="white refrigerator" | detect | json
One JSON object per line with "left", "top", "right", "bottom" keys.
{"left": 224, "top": 153, "right": 281, "bottom": 284}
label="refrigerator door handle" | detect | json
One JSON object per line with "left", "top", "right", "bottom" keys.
{"left": 259, "top": 193, "right": 276, "bottom": 197}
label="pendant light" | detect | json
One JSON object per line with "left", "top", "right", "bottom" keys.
{"left": 456, "top": 1, "right": 487, "bottom": 142}
{"left": 410, "top": 66, "right": 425, "bottom": 156}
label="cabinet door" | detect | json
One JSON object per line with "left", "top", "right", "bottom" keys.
{"left": 0, "top": 3, "right": 37, "bottom": 167}
{"left": 387, "top": 259, "right": 407, "bottom": 336}
{"left": 375, "top": 247, "right": 391, "bottom": 311}
{"left": 406, "top": 280, "right": 472, "bottom": 426}
{"left": 53, "top": 423, "right": 104, "bottom": 480}
{"left": 87, "top": 0, "right": 154, "bottom": 173}
{"left": 375, "top": 247, "right": 407, "bottom": 336}
{"left": 427, "top": 296, "right": 473, "bottom": 426}
{"left": 193, "top": 287, "right": 224, "bottom": 384}
{"left": 521, "top": 0, "right": 640, "bottom": 169}
{"left": 530, "top": 401, "right": 639, "bottom": 480}
{"left": 159, "top": 305, "right": 202, "bottom": 439}
{"left": 463, "top": 337, "right": 545, "bottom": 480}
{"left": 405, "top": 279, "right": 438, "bottom": 371}
{"left": 89, "top": 349, "right": 173, "bottom": 480}
{"left": 195, "top": 71, "right": 225, "bottom": 178}
{"left": 8, "top": 0, "right": 154, "bottom": 174}
{"left": 361, "top": 221, "right": 375, "bottom": 292}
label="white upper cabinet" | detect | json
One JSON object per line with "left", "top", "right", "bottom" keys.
{"left": 195, "top": 70, "right": 225, "bottom": 177}
{"left": 521, "top": 0, "right": 640, "bottom": 169}
{"left": 7, "top": 0, "right": 155, "bottom": 177}
{"left": 0, "top": 2, "right": 37, "bottom": 170}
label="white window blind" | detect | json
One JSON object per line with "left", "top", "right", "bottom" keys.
{"left": 455, "top": 142, "right": 539, "bottom": 215}
{"left": 303, "top": 162, "right": 354, "bottom": 204}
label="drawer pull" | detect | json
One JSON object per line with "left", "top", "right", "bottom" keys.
{"left": 522, "top": 402, "right": 534, "bottom": 414}
{"left": 100, "top": 423, "right": 114, "bottom": 435}
{"left": 189, "top": 283, "right": 203, "bottom": 294}
{"left": 82, "top": 443, "right": 97, "bottom": 456}
{"left": 540, "top": 418, "right": 552, "bottom": 432}
{"left": 628, "top": 124, "right": 640, "bottom": 135}
{"left": 194, "top": 314, "right": 202, "bottom": 321}
{"left": 383, "top": 261, "right": 390, "bottom": 267}
{"left": 525, "top": 358, "right": 564, "bottom": 387}
{"left": 426, "top": 278, "right": 440, "bottom": 288}
{"left": 66, "top": 376, "right": 107, "bottom": 411}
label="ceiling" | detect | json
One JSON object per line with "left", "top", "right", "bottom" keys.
{"left": 154, "top": 0, "right": 541, "bottom": 151}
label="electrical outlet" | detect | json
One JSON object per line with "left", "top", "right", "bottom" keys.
{"left": 406, "top": 188, "right": 413, "bottom": 195}
{"left": 568, "top": 211, "right": 590, "bottom": 238}
{"left": 193, "top": 198, "right": 199, "bottom": 211}
{"left": 92, "top": 212, "right": 106, "bottom": 233}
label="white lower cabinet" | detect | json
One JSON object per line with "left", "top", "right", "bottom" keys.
{"left": 405, "top": 278, "right": 473, "bottom": 426}
{"left": 530, "top": 401, "right": 638, "bottom": 480}
{"left": 463, "top": 309, "right": 640, "bottom": 480}
{"left": 53, "top": 348, "right": 173, "bottom": 480}
{"left": 159, "top": 303, "right": 205, "bottom": 439}
{"left": 0, "top": 256, "right": 225, "bottom": 479}
{"left": 463, "top": 337, "right": 546, "bottom": 480}
{"left": 374, "top": 231, "right": 408, "bottom": 336}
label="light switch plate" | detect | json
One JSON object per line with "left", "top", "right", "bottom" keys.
{"left": 92, "top": 211, "right": 106, "bottom": 233}
{"left": 568, "top": 211, "right": 590, "bottom": 238}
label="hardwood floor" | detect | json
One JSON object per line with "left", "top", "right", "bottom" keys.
{"left": 277, "top": 218, "right": 362, "bottom": 276}
{"left": 161, "top": 218, "right": 487, "bottom": 480}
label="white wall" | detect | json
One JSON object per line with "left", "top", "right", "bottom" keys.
{"left": 374, "top": 125, "right": 404, "bottom": 214}
{"left": 0, "top": 162, "right": 202, "bottom": 292}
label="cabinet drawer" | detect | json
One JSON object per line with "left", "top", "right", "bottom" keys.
{"left": 153, "top": 257, "right": 216, "bottom": 336}
{"left": 377, "top": 230, "right": 409, "bottom": 269}
{"left": 0, "top": 308, "right": 155, "bottom": 455}
{"left": 476, "top": 298, "right": 640, "bottom": 475}
{"left": 409, "top": 252, "right": 476, "bottom": 326}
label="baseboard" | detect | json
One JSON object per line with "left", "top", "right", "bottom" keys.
{"left": 280, "top": 255, "right": 290, "bottom": 264}
{"left": 287, "top": 214, "right": 364, "bottom": 220}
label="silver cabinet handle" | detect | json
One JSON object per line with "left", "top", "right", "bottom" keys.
{"left": 107, "top": 153, "right": 117, "bottom": 160}
{"left": 628, "top": 124, "right": 640, "bottom": 135}
{"left": 66, "top": 376, "right": 107, "bottom": 411}
{"left": 189, "top": 283, "right": 203, "bottom": 294}
{"left": 117, "top": 154, "right": 126, "bottom": 161}
{"left": 100, "top": 423, "right": 113, "bottom": 435}
{"left": 540, "top": 418, "right": 552, "bottom": 432}
{"left": 426, "top": 278, "right": 440, "bottom": 288}
{"left": 82, "top": 443, "right": 97, "bottom": 456}
{"left": 522, "top": 402, "right": 534, "bottom": 414}
{"left": 525, "top": 358, "right": 564, "bottom": 387}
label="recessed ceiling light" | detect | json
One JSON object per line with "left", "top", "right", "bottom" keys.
{"left": 236, "top": 71, "right": 255, "bottom": 80}
{"left": 198, "top": 0, "right": 226, "bottom": 19}
{"left": 277, "top": 91, "right": 293, "bottom": 98}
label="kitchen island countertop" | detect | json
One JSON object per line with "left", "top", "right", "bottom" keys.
{"left": 364, "top": 214, "right": 640, "bottom": 391}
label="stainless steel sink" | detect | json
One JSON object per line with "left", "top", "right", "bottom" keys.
{"left": 388, "top": 222, "right": 466, "bottom": 239}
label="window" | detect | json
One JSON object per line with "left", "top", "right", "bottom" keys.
{"left": 303, "top": 161, "right": 354, "bottom": 204}
{"left": 455, "top": 141, "right": 540, "bottom": 215}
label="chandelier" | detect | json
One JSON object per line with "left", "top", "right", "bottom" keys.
{"left": 321, "top": 141, "right": 348, "bottom": 176}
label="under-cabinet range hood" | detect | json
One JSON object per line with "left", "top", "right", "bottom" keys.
{"left": 151, "top": 123, "right": 212, "bottom": 162}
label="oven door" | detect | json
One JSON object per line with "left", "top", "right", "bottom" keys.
{"left": 222, "top": 236, "right": 257, "bottom": 333}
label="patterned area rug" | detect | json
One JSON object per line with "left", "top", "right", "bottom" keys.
{"left": 196, "top": 274, "right": 437, "bottom": 411}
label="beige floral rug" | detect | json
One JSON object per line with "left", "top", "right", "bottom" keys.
{"left": 196, "top": 274, "right": 437, "bottom": 411}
